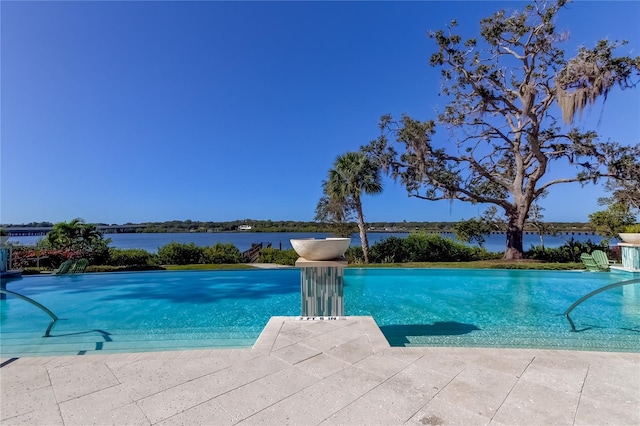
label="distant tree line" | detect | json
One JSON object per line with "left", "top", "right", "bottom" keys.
{"left": 1, "top": 219, "right": 597, "bottom": 234}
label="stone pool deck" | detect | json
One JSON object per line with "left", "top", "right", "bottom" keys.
{"left": 1, "top": 316, "right": 639, "bottom": 425}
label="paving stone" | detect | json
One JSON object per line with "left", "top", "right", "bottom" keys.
{"left": 358, "top": 373, "right": 444, "bottom": 422}
{"left": 443, "top": 348, "right": 535, "bottom": 377}
{"left": 574, "top": 394, "right": 640, "bottom": 426}
{"left": 491, "top": 379, "right": 580, "bottom": 425}
{"left": 295, "top": 352, "right": 351, "bottom": 379}
{"left": 256, "top": 364, "right": 319, "bottom": 397}
{"left": 48, "top": 362, "right": 120, "bottom": 402}
{"left": 393, "top": 360, "right": 463, "bottom": 396}
{"left": 103, "top": 402, "right": 152, "bottom": 426}
{"left": 155, "top": 399, "right": 235, "bottom": 426}
{"left": 0, "top": 365, "right": 50, "bottom": 396}
{"left": 58, "top": 384, "right": 139, "bottom": 425}
{"left": 234, "top": 353, "right": 290, "bottom": 381}
{"left": 406, "top": 397, "right": 490, "bottom": 426}
{"left": 319, "top": 396, "right": 405, "bottom": 425}
{"left": 107, "top": 358, "right": 190, "bottom": 401}
{"left": 304, "top": 332, "right": 350, "bottom": 352}
{"left": 410, "top": 352, "right": 469, "bottom": 378}
{"left": 281, "top": 326, "right": 317, "bottom": 341}
{"left": 0, "top": 384, "right": 59, "bottom": 421}
{"left": 353, "top": 351, "right": 416, "bottom": 380}
{"left": 321, "top": 365, "right": 386, "bottom": 398}
{"left": 518, "top": 354, "right": 589, "bottom": 393}
{"left": 269, "top": 334, "right": 299, "bottom": 352}
{"left": 170, "top": 355, "right": 236, "bottom": 381}
{"left": 583, "top": 358, "right": 640, "bottom": 394}
{"left": 136, "top": 379, "right": 219, "bottom": 424}
{"left": 237, "top": 380, "right": 359, "bottom": 426}
{"left": 213, "top": 380, "right": 282, "bottom": 422}
{"left": 272, "top": 342, "right": 322, "bottom": 365}
{"left": 428, "top": 365, "right": 518, "bottom": 419}
{"left": 0, "top": 404, "right": 64, "bottom": 425}
{"left": 325, "top": 335, "right": 375, "bottom": 365}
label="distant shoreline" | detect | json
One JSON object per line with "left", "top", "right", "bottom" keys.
{"left": 1, "top": 219, "right": 596, "bottom": 237}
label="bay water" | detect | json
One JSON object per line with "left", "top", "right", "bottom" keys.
{"left": 9, "top": 231, "right": 604, "bottom": 254}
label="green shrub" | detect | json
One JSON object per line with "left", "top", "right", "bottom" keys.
{"left": 107, "top": 248, "right": 156, "bottom": 266}
{"left": 369, "top": 236, "right": 408, "bottom": 263}
{"left": 345, "top": 246, "right": 364, "bottom": 264}
{"left": 21, "top": 267, "right": 49, "bottom": 275}
{"left": 403, "top": 233, "right": 483, "bottom": 262}
{"left": 526, "top": 238, "right": 608, "bottom": 263}
{"left": 157, "top": 242, "right": 203, "bottom": 265}
{"left": 202, "top": 243, "right": 242, "bottom": 264}
{"left": 365, "top": 233, "right": 498, "bottom": 264}
{"left": 468, "top": 246, "right": 502, "bottom": 261}
{"left": 258, "top": 248, "right": 298, "bottom": 266}
{"left": 489, "top": 262, "right": 583, "bottom": 270}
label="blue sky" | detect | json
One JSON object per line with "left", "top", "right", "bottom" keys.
{"left": 2, "top": 1, "right": 639, "bottom": 225}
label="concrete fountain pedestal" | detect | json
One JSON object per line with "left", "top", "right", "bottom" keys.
{"left": 290, "top": 238, "right": 350, "bottom": 317}
{"left": 611, "top": 233, "right": 640, "bottom": 275}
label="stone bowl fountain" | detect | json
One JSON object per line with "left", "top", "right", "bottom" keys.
{"left": 618, "top": 233, "right": 640, "bottom": 244}
{"left": 290, "top": 237, "right": 351, "bottom": 261}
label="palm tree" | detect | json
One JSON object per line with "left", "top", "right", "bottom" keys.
{"left": 46, "top": 218, "right": 102, "bottom": 250}
{"left": 323, "top": 151, "right": 383, "bottom": 264}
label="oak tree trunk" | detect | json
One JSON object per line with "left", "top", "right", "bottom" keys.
{"left": 504, "top": 226, "right": 524, "bottom": 260}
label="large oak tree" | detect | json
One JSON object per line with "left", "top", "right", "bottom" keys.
{"left": 365, "top": 0, "right": 639, "bottom": 259}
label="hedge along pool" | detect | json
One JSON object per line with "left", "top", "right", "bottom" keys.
{"left": 1, "top": 269, "right": 638, "bottom": 357}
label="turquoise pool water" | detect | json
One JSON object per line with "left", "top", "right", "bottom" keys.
{"left": 1, "top": 269, "right": 638, "bottom": 357}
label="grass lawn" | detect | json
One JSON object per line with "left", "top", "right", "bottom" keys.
{"left": 164, "top": 264, "right": 257, "bottom": 271}
{"left": 23, "top": 260, "right": 585, "bottom": 274}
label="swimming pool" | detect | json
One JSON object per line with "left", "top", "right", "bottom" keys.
{"left": 1, "top": 269, "right": 638, "bottom": 357}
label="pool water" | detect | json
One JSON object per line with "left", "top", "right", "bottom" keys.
{"left": 1, "top": 269, "right": 638, "bottom": 357}
{"left": 346, "top": 269, "right": 639, "bottom": 351}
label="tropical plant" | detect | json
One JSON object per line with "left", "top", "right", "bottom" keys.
{"left": 43, "top": 218, "right": 103, "bottom": 250}
{"left": 318, "top": 151, "right": 383, "bottom": 264}
{"left": 527, "top": 238, "right": 607, "bottom": 263}
{"left": 344, "top": 246, "right": 364, "bottom": 264}
{"left": 39, "top": 218, "right": 110, "bottom": 264}
{"left": 364, "top": 0, "right": 639, "bottom": 260}
{"left": 0, "top": 228, "right": 8, "bottom": 236}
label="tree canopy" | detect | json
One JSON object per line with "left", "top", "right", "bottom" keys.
{"left": 365, "top": 0, "right": 639, "bottom": 259}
